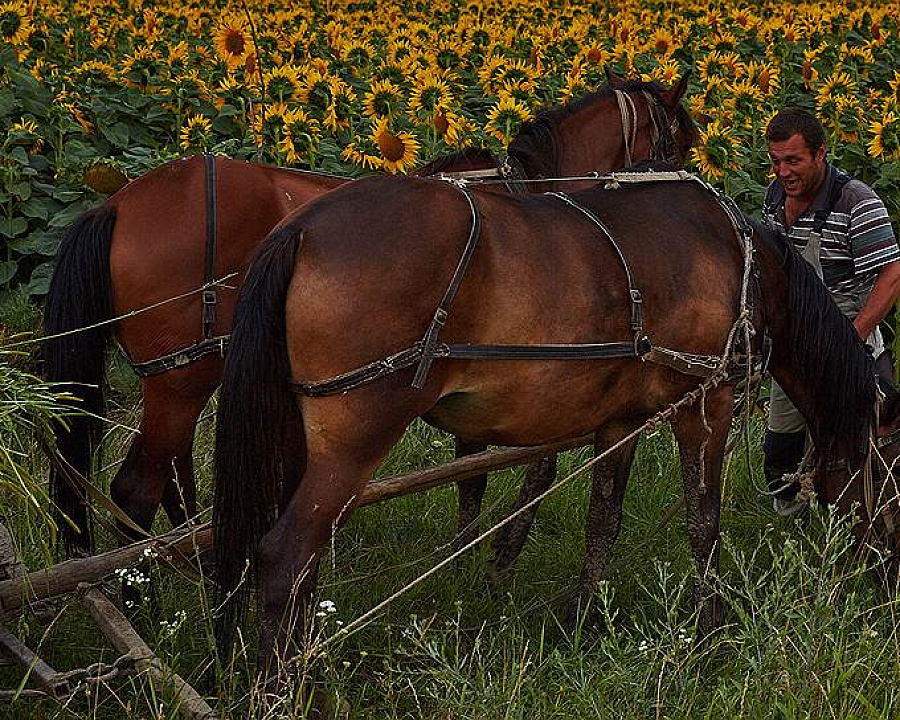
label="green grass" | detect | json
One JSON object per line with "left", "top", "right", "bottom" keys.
{"left": 2, "top": 367, "right": 900, "bottom": 719}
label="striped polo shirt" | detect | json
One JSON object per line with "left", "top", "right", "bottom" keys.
{"left": 762, "top": 164, "right": 899, "bottom": 296}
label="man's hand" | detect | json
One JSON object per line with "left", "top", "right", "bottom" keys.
{"left": 854, "top": 260, "right": 900, "bottom": 340}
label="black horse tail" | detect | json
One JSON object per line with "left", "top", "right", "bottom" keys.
{"left": 213, "top": 221, "right": 305, "bottom": 661}
{"left": 43, "top": 205, "right": 117, "bottom": 557}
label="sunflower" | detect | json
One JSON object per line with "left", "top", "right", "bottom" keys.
{"left": 485, "top": 96, "right": 532, "bottom": 144}
{"left": 428, "top": 39, "right": 472, "bottom": 75}
{"left": 434, "top": 108, "right": 477, "bottom": 148}
{"left": 409, "top": 72, "right": 453, "bottom": 122}
{"left": 280, "top": 109, "right": 320, "bottom": 165}
{"left": 265, "top": 64, "right": 300, "bottom": 102}
{"left": 723, "top": 80, "right": 765, "bottom": 126}
{"left": 83, "top": 159, "right": 129, "bottom": 194}
{"left": 299, "top": 67, "right": 337, "bottom": 112}
{"left": 215, "top": 75, "right": 250, "bottom": 110}
{"left": 731, "top": 9, "right": 758, "bottom": 31}
{"left": 72, "top": 60, "right": 118, "bottom": 86}
{"left": 179, "top": 114, "right": 214, "bottom": 152}
{"left": 363, "top": 79, "right": 405, "bottom": 121}
{"left": 341, "top": 138, "right": 383, "bottom": 171}
{"left": 647, "top": 58, "right": 681, "bottom": 86}
{"left": 868, "top": 112, "right": 900, "bottom": 161}
{"left": 816, "top": 71, "right": 858, "bottom": 108}
{"left": 477, "top": 55, "right": 507, "bottom": 95}
{"left": 323, "top": 78, "right": 356, "bottom": 132}
{"left": 697, "top": 50, "right": 741, "bottom": 84}
{"left": 0, "top": 2, "right": 30, "bottom": 46}
{"left": 215, "top": 17, "right": 250, "bottom": 69}
{"left": 122, "top": 46, "right": 163, "bottom": 92}
{"left": 374, "top": 60, "right": 407, "bottom": 87}
{"left": 253, "top": 102, "right": 289, "bottom": 148}
{"left": 372, "top": 117, "right": 419, "bottom": 174}
{"left": 339, "top": 39, "right": 376, "bottom": 70}
{"left": 819, "top": 95, "right": 862, "bottom": 144}
{"left": 646, "top": 27, "right": 678, "bottom": 57}
{"left": 7, "top": 118, "right": 42, "bottom": 154}
{"left": 744, "top": 60, "right": 780, "bottom": 95}
{"left": 691, "top": 121, "right": 740, "bottom": 181}
{"left": 169, "top": 70, "right": 210, "bottom": 103}
{"left": 560, "top": 68, "right": 587, "bottom": 103}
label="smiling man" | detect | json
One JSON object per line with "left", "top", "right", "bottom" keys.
{"left": 762, "top": 106, "right": 900, "bottom": 515}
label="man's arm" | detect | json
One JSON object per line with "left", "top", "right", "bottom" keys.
{"left": 854, "top": 260, "right": 900, "bottom": 340}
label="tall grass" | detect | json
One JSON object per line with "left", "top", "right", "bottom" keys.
{"left": 1, "top": 367, "right": 899, "bottom": 719}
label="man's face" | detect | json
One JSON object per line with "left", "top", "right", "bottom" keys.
{"left": 767, "top": 132, "right": 826, "bottom": 201}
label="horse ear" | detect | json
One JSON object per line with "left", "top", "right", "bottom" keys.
{"left": 605, "top": 66, "right": 626, "bottom": 88}
{"left": 663, "top": 71, "right": 692, "bottom": 106}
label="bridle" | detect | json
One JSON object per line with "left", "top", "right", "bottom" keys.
{"left": 613, "top": 87, "right": 683, "bottom": 167}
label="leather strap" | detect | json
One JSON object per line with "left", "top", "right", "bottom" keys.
{"left": 201, "top": 154, "right": 218, "bottom": 340}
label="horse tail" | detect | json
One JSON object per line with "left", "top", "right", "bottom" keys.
{"left": 43, "top": 204, "right": 117, "bottom": 556}
{"left": 213, "top": 221, "right": 305, "bottom": 659}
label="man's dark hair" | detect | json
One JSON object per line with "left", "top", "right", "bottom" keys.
{"left": 765, "top": 107, "right": 826, "bottom": 153}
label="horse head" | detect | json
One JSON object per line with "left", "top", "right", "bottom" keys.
{"left": 815, "top": 369, "right": 900, "bottom": 579}
{"left": 507, "top": 73, "right": 696, "bottom": 187}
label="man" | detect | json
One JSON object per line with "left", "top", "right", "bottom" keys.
{"left": 762, "top": 106, "right": 900, "bottom": 515}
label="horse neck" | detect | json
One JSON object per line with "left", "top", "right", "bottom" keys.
{"left": 549, "top": 103, "right": 629, "bottom": 180}
{"left": 754, "top": 231, "right": 874, "bottom": 468}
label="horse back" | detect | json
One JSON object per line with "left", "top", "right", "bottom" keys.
{"left": 107, "top": 156, "right": 344, "bottom": 364}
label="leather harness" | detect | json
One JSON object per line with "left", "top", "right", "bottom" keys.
{"left": 130, "top": 154, "right": 230, "bottom": 377}
{"left": 295, "top": 171, "right": 758, "bottom": 397}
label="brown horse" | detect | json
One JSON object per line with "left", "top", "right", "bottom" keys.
{"left": 43, "top": 75, "right": 695, "bottom": 556}
{"left": 212, "top": 171, "right": 900, "bottom": 677}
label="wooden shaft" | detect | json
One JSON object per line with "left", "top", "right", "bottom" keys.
{"left": 79, "top": 586, "right": 219, "bottom": 720}
{"left": 0, "top": 623, "right": 67, "bottom": 695}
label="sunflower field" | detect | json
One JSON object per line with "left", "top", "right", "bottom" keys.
{"left": 6, "top": 1, "right": 900, "bottom": 718}
{"left": 2, "top": 0, "right": 900, "bottom": 300}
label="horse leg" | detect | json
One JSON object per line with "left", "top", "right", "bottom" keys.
{"left": 255, "top": 398, "right": 411, "bottom": 682}
{"left": 573, "top": 429, "right": 639, "bottom": 618}
{"left": 454, "top": 439, "right": 488, "bottom": 550}
{"left": 671, "top": 387, "right": 734, "bottom": 635}
{"left": 256, "top": 448, "right": 383, "bottom": 683}
{"left": 487, "top": 453, "right": 557, "bottom": 583}
{"left": 110, "top": 376, "right": 211, "bottom": 609}
{"left": 110, "top": 378, "right": 211, "bottom": 539}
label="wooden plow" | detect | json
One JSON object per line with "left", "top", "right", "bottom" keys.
{"left": 0, "top": 435, "right": 591, "bottom": 715}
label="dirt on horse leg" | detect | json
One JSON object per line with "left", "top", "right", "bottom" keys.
{"left": 571, "top": 431, "right": 639, "bottom": 626}
{"left": 454, "top": 439, "right": 488, "bottom": 550}
{"left": 255, "top": 451, "right": 377, "bottom": 688}
{"left": 486, "top": 453, "right": 557, "bottom": 584}
{"left": 671, "top": 387, "right": 733, "bottom": 636}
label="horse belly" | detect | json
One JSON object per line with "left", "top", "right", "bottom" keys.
{"left": 423, "top": 359, "right": 650, "bottom": 446}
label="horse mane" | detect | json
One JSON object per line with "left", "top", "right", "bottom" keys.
{"left": 508, "top": 79, "right": 696, "bottom": 177}
{"left": 753, "top": 219, "right": 876, "bottom": 463}
{"left": 415, "top": 147, "right": 499, "bottom": 176}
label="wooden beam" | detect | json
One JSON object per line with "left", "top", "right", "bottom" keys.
{"left": 0, "top": 437, "right": 592, "bottom": 615}
{"left": 79, "top": 585, "right": 219, "bottom": 720}
{"left": 0, "top": 623, "right": 68, "bottom": 696}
